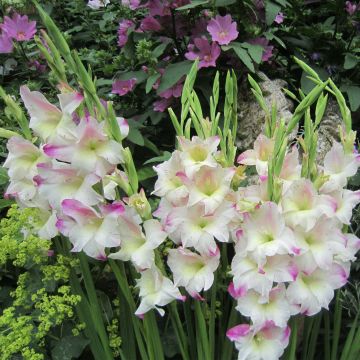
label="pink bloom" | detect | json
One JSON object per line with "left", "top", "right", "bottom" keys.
{"left": 2, "top": 13, "right": 36, "bottom": 41}
{"left": 112, "top": 78, "right": 136, "bottom": 96}
{"left": 274, "top": 12, "right": 284, "bottom": 24}
{"left": 185, "top": 37, "right": 221, "bottom": 69}
{"left": 249, "top": 37, "right": 274, "bottom": 62}
{"left": 122, "top": 0, "right": 142, "bottom": 10}
{"left": 191, "top": 18, "right": 208, "bottom": 39}
{"left": 207, "top": 15, "right": 238, "bottom": 45}
{"left": 346, "top": 1, "right": 358, "bottom": 15}
{"left": 147, "top": 0, "right": 171, "bottom": 16}
{"left": 29, "top": 60, "right": 47, "bottom": 73}
{"left": 159, "top": 79, "right": 183, "bottom": 99}
{"left": 0, "top": 31, "right": 13, "bottom": 53}
{"left": 118, "top": 19, "right": 134, "bottom": 47}
{"left": 153, "top": 98, "right": 173, "bottom": 112}
{"left": 140, "top": 16, "right": 163, "bottom": 32}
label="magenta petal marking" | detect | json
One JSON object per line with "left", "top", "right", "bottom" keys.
{"left": 226, "top": 324, "right": 251, "bottom": 341}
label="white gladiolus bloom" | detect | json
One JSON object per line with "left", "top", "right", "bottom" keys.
{"left": 281, "top": 179, "right": 336, "bottom": 231}
{"left": 178, "top": 165, "right": 235, "bottom": 214}
{"left": 227, "top": 321, "right": 290, "bottom": 360}
{"left": 237, "top": 134, "right": 274, "bottom": 176}
{"left": 286, "top": 261, "right": 348, "bottom": 316}
{"left": 135, "top": 267, "right": 185, "bottom": 317}
{"left": 235, "top": 285, "right": 293, "bottom": 328}
{"left": 177, "top": 135, "right": 220, "bottom": 177}
{"left": 320, "top": 141, "right": 360, "bottom": 193}
{"left": 167, "top": 247, "right": 220, "bottom": 299}
{"left": 109, "top": 219, "right": 167, "bottom": 270}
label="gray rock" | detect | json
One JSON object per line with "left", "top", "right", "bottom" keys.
{"left": 236, "top": 72, "right": 295, "bottom": 153}
{"left": 236, "top": 73, "right": 343, "bottom": 165}
{"left": 316, "top": 98, "right": 342, "bottom": 164}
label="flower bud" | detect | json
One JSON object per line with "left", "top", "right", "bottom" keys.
{"left": 125, "top": 188, "right": 152, "bottom": 220}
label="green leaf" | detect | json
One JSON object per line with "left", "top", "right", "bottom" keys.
{"left": 343, "top": 85, "right": 360, "bottom": 111}
{"left": 146, "top": 73, "right": 161, "bottom": 94}
{"left": 0, "top": 199, "right": 14, "bottom": 209}
{"left": 144, "top": 151, "right": 172, "bottom": 165}
{"left": 300, "top": 67, "right": 328, "bottom": 94}
{"left": 51, "top": 336, "right": 89, "bottom": 360}
{"left": 222, "top": 43, "right": 254, "bottom": 72}
{"left": 127, "top": 127, "right": 145, "bottom": 146}
{"left": 115, "top": 70, "right": 148, "bottom": 84}
{"left": 214, "top": 0, "right": 236, "bottom": 5}
{"left": 138, "top": 166, "right": 156, "bottom": 181}
{"left": 344, "top": 53, "right": 359, "bottom": 70}
{"left": 0, "top": 167, "right": 9, "bottom": 185}
{"left": 265, "top": 0, "right": 281, "bottom": 25}
{"left": 157, "top": 61, "right": 193, "bottom": 93}
{"left": 176, "top": 0, "right": 209, "bottom": 10}
{"left": 152, "top": 42, "right": 169, "bottom": 58}
{"left": 241, "top": 43, "right": 264, "bottom": 64}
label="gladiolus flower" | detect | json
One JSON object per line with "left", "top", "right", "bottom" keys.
{"left": 207, "top": 15, "right": 238, "bottom": 45}
{"left": 56, "top": 199, "right": 125, "bottom": 259}
{"left": 235, "top": 285, "right": 292, "bottom": 328}
{"left": 112, "top": 78, "right": 136, "bottom": 96}
{"left": 237, "top": 134, "right": 274, "bottom": 176}
{"left": 320, "top": 141, "right": 360, "bottom": 193}
{"left": 227, "top": 321, "right": 290, "bottom": 360}
{"left": 43, "top": 116, "right": 124, "bottom": 177}
{"left": 35, "top": 161, "right": 103, "bottom": 209}
{"left": 287, "top": 262, "right": 348, "bottom": 316}
{"left": 135, "top": 267, "right": 185, "bottom": 317}
{"left": 109, "top": 219, "right": 167, "bottom": 269}
{"left": 185, "top": 37, "right": 221, "bottom": 69}
{"left": 281, "top": 179, "right": 336, "bottom": 231}
{"left": 3, "top": 136, "right": 46, "bottom": 181}
{"left": 167, "top": 247, "right": 220, "bottom": 299}
{"left": 177, "top": 135, "right": 220, "bottom": 177}
{"left": 20, "top": 85, "right": 83, "bottom": 143}
{"left": 2, "top": 13, "right": 36, "bottom": 41}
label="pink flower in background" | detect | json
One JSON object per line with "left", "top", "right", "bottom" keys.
{"left": 185, "top": 37, "right": 221, "bottom": 69}
{"left": 345, "top": 1, "right": 358, "bottom": 15}
{"left": 249, "top": 37, "right": 274, "bottom": 62}
{"left": 0, "top": 31, "right": 13, "bottom": 53}
{"left": 147, "top": 0, "right": 171, "bottom": 16}
{"left": 207, "top": 15, "right": 239, "bottom": 45}
{"left": 140, "top": 16, "right": 163, "bottom": 32}
{"left": 153, "top": 97, "right": 173, "bottom": 112}
{"left": 29, "top": 60, "right": 47, "bottom": 73}
{"left": 122, "top": 0, "right": 141, "bottom": 10}
{"left": 159, "top": 79, "right": 183, "bottom": 99}
{"left": 2, "top": 13, "right": 36, "bottom": 41}
{"left": 191, "top": 18, "right": 208, "bottom": 39}
{"left": 274, "top": 12, "right": 284, "bottom": 24}
{"left": 112, "top": 78, "right": 136, "bottom": 96}
{"left": 118, "top": 19, "right": 134, "bottom": 47}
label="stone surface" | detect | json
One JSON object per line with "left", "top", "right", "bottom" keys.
{"left": 316, "top": 98, "right": 342, "bottom": 164}
{"left": 236, "top": 72, "right": 294, "bottom": 153}
{"left": 236, "top": 73, "right": 343, "bottom": 165}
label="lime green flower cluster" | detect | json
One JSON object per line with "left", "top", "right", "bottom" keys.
{"left": 0, "top": 0, "right": 27, "bottom": 9}
{"left": 107, "top": 318, "right": 122, "bottom": 358}
{"left": 136, "top": 39, "right": 156, "bottom": 65}
{"left": 0, "top": 206, "right": 83, "bottom": 359}
{"left": 0, "top": 205, "right": 51, "bottom": 267}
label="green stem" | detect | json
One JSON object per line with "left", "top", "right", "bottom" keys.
{"left": 222, "top": 305, "right": 238, "bottom": 360}
{"left": 331, "top": 291, "right": 342, "bottom": 360}
{"left": 109, "top": 259, "right": 149, "bottom": 360}
{"left": 183, "top": 299, "right": 197, "bottom": 360}
{"left": 78, "top": 252, "right": 114, "bottom": 360}
{"left": 144, "top": 312, "right": 164, "bottom": 360}
{"left": 324, "top": 311, "right": 331, "bottom": 360}
{"left": 54, "top": 239, "right": 108, "bottom": 360}
{"left": 194, "top": 301, "right": 210, "bottom": 360}
{"left": 169, "top": 302, "right": 190, "bottom": 360}
{"left": 288, "top": 318, "right": 298, "bottom": 360}
{"left": 209, "top": 271, "right": 217, "bottom": 360}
